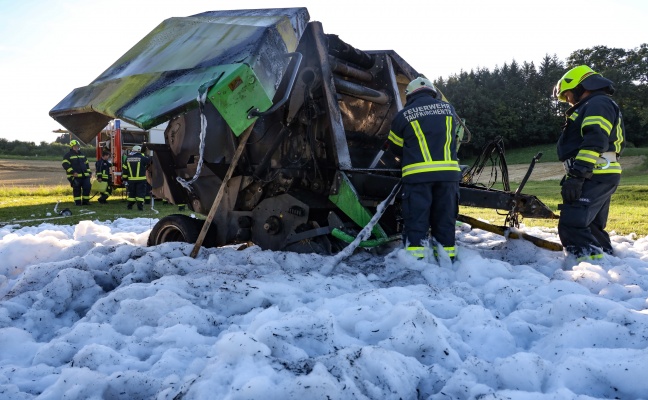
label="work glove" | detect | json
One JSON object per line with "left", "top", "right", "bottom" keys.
{"left": 561, "top": 175, "right": 584, "bottom": 203}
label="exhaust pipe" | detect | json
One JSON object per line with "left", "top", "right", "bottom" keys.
{"left": 333, "top": 76, "right": 389, "bottom": 104}
{"left": 329, "top": 57, "right": 372, "bottom": 82}
{"left": 326, "top": 34, "right": 374, "bottom": 69}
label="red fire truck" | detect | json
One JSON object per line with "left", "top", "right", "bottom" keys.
{"left": 95, "top": 119, "right": 165, "bottom": 187}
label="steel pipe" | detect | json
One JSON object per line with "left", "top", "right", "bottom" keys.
{"left": 333, "top": 76, "right": 389, "bottom": 104}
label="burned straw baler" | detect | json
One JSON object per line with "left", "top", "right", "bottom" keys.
{"left": 50, "top": 7, "right": 558, "bottom": 254}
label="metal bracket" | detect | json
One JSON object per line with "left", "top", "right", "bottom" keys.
{"left": 248, "top": 52, "right": 303, "bottom": 119}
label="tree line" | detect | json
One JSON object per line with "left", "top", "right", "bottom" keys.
{"left": 435, "top": 44, "right": 648, "bottom": 157}
{"left": 2, "top": 44, "right": 646, "bottom": 160}
{"left": 0, "top": 138, "right": 95, "bottom": 159}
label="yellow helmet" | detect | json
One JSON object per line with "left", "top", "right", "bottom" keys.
{"left": 405, "top": 77, "right": 437, "bottom": 97}
{"left": 553, "top": 65, "right": 614, "bottom": 102}
{"left": 69, "top": 139, "right": 80, "bottom": 148}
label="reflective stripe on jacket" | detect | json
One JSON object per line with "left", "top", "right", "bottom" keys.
{"left": 557, "top": 92, "right": 625, "bottom": 177}
{"left": 388, "top": 91, "right": 461, "bottom": 183}
{"left": 62, "top": 150, "right": 91, "bottom": 179}
{"left": 122, "top": 152, "right": 149, "bottom": 181}
{"left": 95, "top": 159, "right": 112, "bottom": 180}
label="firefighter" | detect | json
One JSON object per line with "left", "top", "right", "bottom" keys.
{"left": 387, "top": 77, "right": 462, "bottom": 261}
{"left": 95, "top": 150, "right": 112, "bottom": 204}
{"left": 554, "top": 65, "right": 626, "bottom": 262}
{"left": 122, "top": 145, "right": 150, "bottom": 211}
{"left": 62, "top": 139, "right": 92, "bottom": 206}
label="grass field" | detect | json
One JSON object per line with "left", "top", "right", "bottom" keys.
{"left": 0, "top": 185, "right": 193, "bottom": 228}
{"left": 459, "top": 179, "right": 648, "bottom": 237}
{"left": 459, "top": 150, "right": 648, "bottom": 237}
{"left": 1, "top": 150, "right": 647, "bottom": 237}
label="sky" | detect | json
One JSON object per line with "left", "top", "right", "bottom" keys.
{"left": 1, "top": 215, "right": 648, "bottom": 398}
{"left": 0, "top": 0, "right": 647, "bottom": 144}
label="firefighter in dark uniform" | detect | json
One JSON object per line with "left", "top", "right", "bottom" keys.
{"left": 554, "top": 65, "right": 626, "bottom": 262}
{"left": 62, "top": 139, "right": 92, "bottom": 206}
{"left": 388, "top": 77, "right": 462, "bottom": 261}
{"left": 95, "top": 150, "right": 112, "bottom": 204}
{"left": 122, "top": 145, "right": 150, "bottom": 210}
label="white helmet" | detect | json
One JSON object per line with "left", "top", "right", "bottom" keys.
{"left": 405, "top": 77, "right": 437, "bottom": 97}
{"left": 132, "top": 145, "right": 142, "bottom": 152}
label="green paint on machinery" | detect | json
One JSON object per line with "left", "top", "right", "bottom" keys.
{"left": 328, "top": 172, "right": 388, "bottom": 241}
{"left": 206, "top": 64, "right": 273, "bottom": 136}
{"left": 50, "top": 9, "right": 305, "bottom": 142}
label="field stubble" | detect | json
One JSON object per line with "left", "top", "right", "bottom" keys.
{"left": 3, "top": 157, "right": 645, "bottom": 187}
{"left": 0, "top": 159, "right": 69, "bottom": 187}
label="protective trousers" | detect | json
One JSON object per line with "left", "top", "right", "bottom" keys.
{"left": 401, "top": 181, "right": 459, "bottom": 255}
{"left": 127, "top": 181, "right": 147, "bottom": 210}
{"left": 72, "top": 176, "right": 91, "bottom": 205}
{"left": 98, "top": 184, "right": 112, "bottom": 204}
{"left": 558, "top": 178, "right": 618, "bottom": 257}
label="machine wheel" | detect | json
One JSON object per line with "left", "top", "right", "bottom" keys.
{"left": 147, "top": 214, "right": 200, "bottom": 246}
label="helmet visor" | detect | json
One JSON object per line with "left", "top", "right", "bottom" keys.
{"left": 553, "top": 83, "right": 567, "bottom": 102}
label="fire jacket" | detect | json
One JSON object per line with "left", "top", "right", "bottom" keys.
{"left": 557, "top": 91, "right": 625, "bottom": 181}
{"left": 62, "top": 150, "right": 91, "bottom": 181}
{"left": 388, "top": 91, "right": 461, "bottom": 183}
{"left": 122, "top": 152, "right": 150, "bottom": 181}
{"left": 95, "top": 159, "right": 112, "bottom": 181}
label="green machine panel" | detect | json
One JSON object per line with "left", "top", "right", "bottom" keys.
{"left": 207, "top": 64, "right": 273, "bottom": 136}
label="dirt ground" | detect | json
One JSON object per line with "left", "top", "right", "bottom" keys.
{"left": 0, "top": 159, "right": 69, "bottom": 187}
{"left": 0, "top": 156, "right": 645, "bottom": 187}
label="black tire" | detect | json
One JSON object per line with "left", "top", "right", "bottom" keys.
{"left": 147, "top": 214, "right": 200, "bottom": 246}
{"left": 189, "top": 217, "right": 219, "bottom": 248}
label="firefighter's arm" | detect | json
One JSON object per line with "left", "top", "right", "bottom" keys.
{"left": 122, "top": 163, "right": 129, "bottom": 180}
{"left": 387, "top": 129, "right": 404, "bottom": 159}
{"left": 62, "top": 157, "right": 75, "bottom": 180}
{"left": 387, "top": 113, "right": 406, "bottom": 160}
{"left": 84, "top": 158, "right": 92, "bottom": 177}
